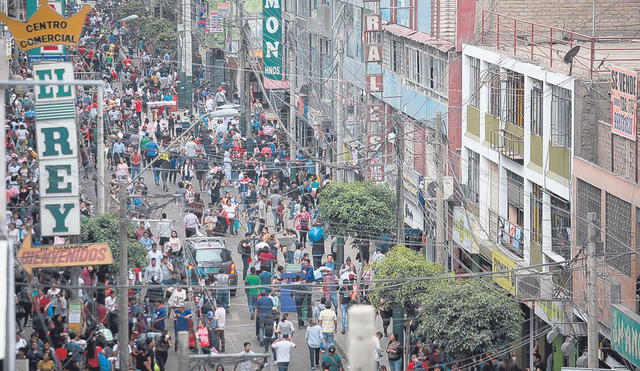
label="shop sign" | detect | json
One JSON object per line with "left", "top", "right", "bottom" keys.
{"left": 365, "top": 44, "right": 382, "bottom": 63}
{"left": 363, "top": 14, "right": 381, "bottom": 32}
{"left": 611, "top": 68, "right": 638, "bottom": 141}
{"left": 67, "top": 299, "right": 83, "bottom": 333}
{"left": 17, "top": 234, "right": 114, "bottom": 274}
{"left": 368, "top": 158, "right": 385, "bottom": 183}
{"left": 611, "top": 304, "right": 640, "bottom": 367}
{"left": 452, "top": 207, "right": 478, "bottom": 254}
{"left": 34, "top": 62, "right": 80, "bottom": 236}
{"left": 0, "top": 0, "right": 91, "bottom": 51}
{"left": 532, "top": 300, "right": 565, "bottom": 325}
{"left": 492, "top": 250, "right": 517, "bottom": 295}
{"left": 263, "top": 0, "right": 282, "bottom": 80}
{"left": 368, "top": 104, "right": 384, "bottom": 122}
{"left": 366, "top": 74, "right": 383, "bottom": 92}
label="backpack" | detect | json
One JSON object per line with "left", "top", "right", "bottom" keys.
{"left": 413, "top": 361, "right": 425, "bottom": 371}
{"left": 98, "top": 352, "right": 112, "bottom": 371}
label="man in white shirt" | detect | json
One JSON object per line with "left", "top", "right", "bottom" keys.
{"left": 147, "top": 244, "right": 163, "bottom": 265}
{"left": 374, "top": 331, "right": 383, "bottom": 369}
{"left": 105, "top": 291, "right": 118, "bottom": 333}
{"left": 157, "top": 213, "right": 173, "bottom": 246}
{"left": 271, "top": 334, "right": 296, "bottom": 370}
{"left": 214, "top": 302, "right": 227, "bottom": 352}
{"left": 144, "top": 258, "right": 163, "bottom": 284}
{"left": 184, "top": 211, "right": 199, "bottom": 237}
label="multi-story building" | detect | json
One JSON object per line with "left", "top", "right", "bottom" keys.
{"left": 460, "top": 1, "right": 640, "bottom": 369}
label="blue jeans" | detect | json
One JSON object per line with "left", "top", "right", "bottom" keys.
{"left": 217, "top": 290, "right": 230, "bottom": 310}
{"left": 247, "top": 294, "right": 257, "bottom": 314}
{"left": 389, "top": 358, "right": 402, "bottom": 371}
{"left": 340, "top": 304, "right": 348, "bottom": 331}
{"left": 277, "top": 362, "right": 290, "bottom": 371}
{"left": 322, "top": 332, "right": 335, "bottom": 347}
{"left": 131, "top": 166, "right": 140, "bottom": 179}
{"left": 329, "top": 294, "right": 338, "bottom": 310}
{"left": 247, "top": 222, "right": 256, "bottom": 235}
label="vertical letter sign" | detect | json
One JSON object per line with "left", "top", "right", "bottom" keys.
{"left": 34, "top": 62, "right": 81, "bottom": 236}
{"left": 263, "top": 0, "right": 282, "bottom": 80}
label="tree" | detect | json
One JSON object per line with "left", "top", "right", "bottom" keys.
{"left": 414, "top": 280, "right": 524, "bottom": 361}
{"left": 114, "top": 0, "right": 147, "bottom": 21}
{"left": 81, "top": 213, "right": 148, "bottom": 274}
{"left": 368, "top": 246, "right": 443, "bottom": 309}
{"left": 318, "top": 181, "right": 395, "bottom": 241}
{"left": 114, "top": 1, "right": 178, "bottom": 53}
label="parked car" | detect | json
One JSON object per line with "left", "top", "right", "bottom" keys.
{"left": 185, "top": 237, "right": 238, "bottom": 296}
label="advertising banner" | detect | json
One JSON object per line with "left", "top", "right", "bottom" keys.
{"left": 263, "top": 0, "right": 282, "bottom": 80}
{"left": 611, "top": 68, "right": 638, "bottom": 140}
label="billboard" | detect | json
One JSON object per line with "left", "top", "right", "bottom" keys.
{"left": 611, "top": 68, "right": 637, "bottom": 140}
{"left": 263, "top": 0, "right": 282, "bottom": 80}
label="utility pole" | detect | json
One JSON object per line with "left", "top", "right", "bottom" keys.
{"left": 334, "top": 31, "right": 344, "bottom": 182}
{"left": 395, "top": 119, "right": 405, "bottom": 245}
{"left": 178, "top": 331, "right": 190, "bottom": 370}
{"left": 117, "top": 183, "right": 130, "bottom": 371}
{"left": 435, "top": 112, "right": 447, "bottom": 269}
{"left": 179, "top": 0, "right": 193, "bottom": 109}
{"left": 96, "top": 87, "right": 105, "bottom": 215}
{"left": 288, "top": 24, "right": 297, "bottom": 161}
{"left": 587, "top": 211, "right": 599, "bottom": 368}
{"left": 236, "top": 0, "right": 247, "bottom": 135}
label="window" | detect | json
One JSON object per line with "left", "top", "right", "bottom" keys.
{"left": 576, "top": 179, "right": 602, "bottom": 252}
{"left": 469, "top": 57, "right": 480, "bottom": 108}
{"left": 606, "top": 193, "right": 631, "bottom": 275}
{"left": 506, "top": 170, "right": 524, "bottom": 227}
{"left": 503, "top": 71, "right": 524, "bottom": 127}
{"left": 391, "top": 38, "right": 402, "bottom": 74}
{"left": 550, "top": 194, "right": 571, "bottom": 259}
{"left": 488, "top": 64, "right": 501, "bottom": 117}
{"left": 530, "top": 183, "right": 543, "bottom": 246}
{"left": 297, "top": 0, "right": 310, "bottom": 17}
{"left": 551, "top": 86, "right": 572, "bottom": 148}
{"left": 430, "top": 55, "right": 447, "bottom": 95}
{"left": 406, "top": 47, "right": 417, "bottom": 82}
{"left": 467, "top": 150, "right": 479, "bottom": 204}
{"left": 531, "top": 79, "right": 543, "bottom": 136}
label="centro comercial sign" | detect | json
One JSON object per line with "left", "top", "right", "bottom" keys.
{"left": 0, "top": 0, "right": 91, "bottom": 51}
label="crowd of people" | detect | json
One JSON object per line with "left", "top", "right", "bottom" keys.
{"left": 5, "top": 0, "right": 490, "bottom": 370}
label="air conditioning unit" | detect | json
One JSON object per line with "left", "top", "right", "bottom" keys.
{"left": 424, "top": 177, "right": 454, "bottom": 200}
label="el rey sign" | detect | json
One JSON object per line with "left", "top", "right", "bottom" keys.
{"left": 0, "top": 0, "right": 90, "bottom": 51}
{"left": 34, "top": 62, "right": 81, "bottom": 236}
{"left": 611, "top": 68, "right": 638, "bottom": 141}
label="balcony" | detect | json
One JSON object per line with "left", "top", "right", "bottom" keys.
{"left": 490, "top": 129, "right": 524, "bottom": 162}
{"left": 498, "top": 215, "right": 524, "bottom": 258}
{"left": 480, "top": 10, "right": 640, "bottom": 79}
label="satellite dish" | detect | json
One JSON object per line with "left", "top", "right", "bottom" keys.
{"left": 563, "top": 46, "right": 581, "bottom": 64}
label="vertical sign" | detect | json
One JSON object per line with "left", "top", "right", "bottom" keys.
{"left": 34, "top": 62, "right": 81, "bottom": 236}
{"left": 611, "top": 68, "right": 637, "bottom": 141}
{"left": 263, "top": 0, "right": 282, "bottom": 80}
{"left": 611, "top": 304, "right": 640, "bottom": 368}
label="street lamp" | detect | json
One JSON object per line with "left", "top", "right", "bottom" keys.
{"left": 118, "top": 14, "right": 139, "bottom": 22}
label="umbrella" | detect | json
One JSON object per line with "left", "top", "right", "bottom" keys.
{"left": 217, "top": 103, "right": 242, "bottom": 110}
{"left": 209, "top": 108, "right": 239, "bottom": 117}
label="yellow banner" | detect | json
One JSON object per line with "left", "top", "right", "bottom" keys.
{"left": 17, "top": 234, "right": 113, "bottom": 274}
{"left": 0, "top": 0, "right": 91, "bottom": 51}
{"left": 492, "top": 250, "right": 517, "bottom": 295}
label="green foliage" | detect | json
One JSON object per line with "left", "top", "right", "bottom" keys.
{"left": 318, "top": 181, "right": 395, "bottom": 240}
{"left": 115, "top": 1, "right": 177, "bottom": 51}
{"left": 415, "top": 280, "right": 524, "bottom": 361}
{"left": 81, "top": 213, "right": 147, "bottom": 273}
{"left": 368, "top": 246, "right": 443, "bottom": 309}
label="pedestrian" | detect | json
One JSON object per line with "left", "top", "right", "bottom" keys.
{"left": 214, "top": 301, "right": 226, "bottom": 352}
{"left": 237, "top": 342, "right": 258, "bottom": 371}
{"left": 306, "top": 319, "right": 324, "bottom": 369}
{"left": 276, "top": 313, "right": 295, "bottom": 338}
{"left": 321, "top": 345, "right": 344, "bottom": 371}
{"left": 272, "top": 334, "right": 296, "bottom": 371}
{"left": 155, "top": 331, "right": 172, "bottom": 371}
{"left": 386, "top": 333, "right": 403, "bottom": 371}
{"left": 408, "top": 353, "right": 428, "bottom": 371}
{"left": 318, "top": 302, "right": 337, "bottom": 347}
{"left": 374, "top": 331, "right": 383, "bottom": 370}
{"left": 245, "top": 267, "right": 261, "bottom": 319}
{"left": 197, "top": 321, "right": 211, "bottom": 353}
{"left": 238, "top": 233, "right": 253, "bottom": 279}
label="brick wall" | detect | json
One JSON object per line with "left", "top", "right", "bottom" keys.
{"left": 596, "top": 121, "right": 612, "bottom": 170}
{"left": 478, "top": 0, "right": 640, "bottom": 36}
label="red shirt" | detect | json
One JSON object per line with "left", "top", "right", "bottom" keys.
{"left": 134, "top": 100, "right": 142, "bottom": 113}
{"left": 408, "top": 361, "right": 428, "bottom": 371}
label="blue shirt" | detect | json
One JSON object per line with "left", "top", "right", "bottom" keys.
{"left": 144, "top": 141, "right": 159, "bottom": 157}
{"left": 154, "top": 307, "right": 167, "bottom": 329}
{"left": 303, "top": 266, "right": 315, "bottom": 282}
{"left": 258, "top": 271, "right": 272, "bottom": 285}
{"left": 256, "top": 296, "right": 273, "bottom": 318}
{"left": 174, "top": 309, "right": 192, "bottom": 331}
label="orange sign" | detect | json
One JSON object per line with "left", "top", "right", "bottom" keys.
{"left": 0, "top": 0, "right": 91, "bottom": 51}
{"left": 17, "top": 234, "right": 113, "bottom": 274}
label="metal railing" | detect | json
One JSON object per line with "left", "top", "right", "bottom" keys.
{"left": 490, "top": 129, "right": 524, "bottom": 161}
{"left": 480, "top": 10, "right": 640, "bottom": 78}
{"left": 497, "top": 215, "right": 524, "bottom": 258}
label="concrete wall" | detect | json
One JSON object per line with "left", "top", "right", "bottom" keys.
{"left": 476, "top": 0, "right": 640, "bottom": 36}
